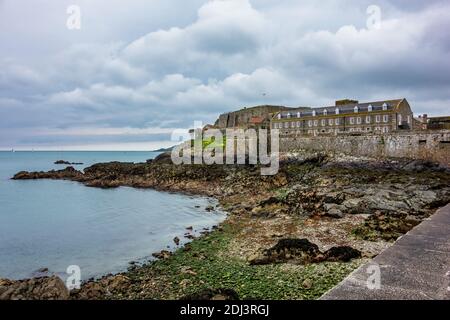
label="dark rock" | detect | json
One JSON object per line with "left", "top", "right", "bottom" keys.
{"left": 323, "top": 246, "right": 362, "bottom": 262}
{"left": 55, "top": 160, "right": 71, "bottom": 165}
{"left": 173, "top": 236, "right": 180, "bottom": 245}
{"left": 152, "top": 152, "right": 173, "bottom": 164}
{"left": 12, "top": 167, "right": 81, "bottom": 180}
{"left": 152, "top": 250, "right": 172, "bottom": 260}
{"left": 249, "top": 238, "right": 320, "bottom": 265}
{"left": 54, "top": 160, "right": 83, "bottom": 165}
{"left": 249, "top": 238, "right": 361, "bottom": 265}
{"left": 402, "top": 159, "right": 444, "bottom": 172}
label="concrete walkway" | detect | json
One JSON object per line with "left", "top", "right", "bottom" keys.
{"left": 321, "top": 204, "right": 450, "bottom": 300}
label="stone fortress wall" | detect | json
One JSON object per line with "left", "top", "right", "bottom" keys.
{"left": 216, "top": 105, "right": 295, "bottom": 128}
{"left": 279, "top": 130, "right": 450, "bottom": 167}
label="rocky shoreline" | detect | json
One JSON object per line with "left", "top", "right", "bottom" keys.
{"left": 2, "top": 151, "right": 450, "bottom": 300}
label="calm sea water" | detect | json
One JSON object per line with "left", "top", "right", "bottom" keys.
{"left": 0, "top": 151, "right": 225, "bottom": 281}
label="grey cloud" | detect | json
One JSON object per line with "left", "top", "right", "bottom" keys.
{"left": 1, "top": 0, "right": 450, "bottom": 150}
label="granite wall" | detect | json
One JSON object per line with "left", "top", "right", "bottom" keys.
{"left": 279, "top": 130, "right": 450, "bottom": 167}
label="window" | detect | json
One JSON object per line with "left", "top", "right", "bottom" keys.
{"left": 312, "top": 110, "right": 316, "bottom": 117}
{"left": 407, "top": 115, "right": 411, "bottom": 124}
{"left": 376, "top": 115, "right": 381, "bottom": 123}
{"left": 383, "top": 115, "right": 389, "bottom": 123}
{"left": 287, "top": 113, "right": 291, "bottom": 118}
{"left": 349, "top": 128, "right": 354, "bottom": 132}
{"left": 382, "top": 103, "right": 388, "bottom": 111}
{"left": 357, "top": 117, "right": 362, "bottom": 124}
{"left": 350, "top": 117, "right": 355, "bottom": 124}
{"left": 308, "top": 120, "right": 312, "bottom": 127}
{"left": 297, "top": 121, "right": 301, "bottom": 127}
{"left": 383, "top": 127, "right": 389, "bottom": 133}
{"left": 321, "top": 119, "right": 325, "bottom": 126}
{"left": 277, "top": 114, "right": 281, "bottom": 119}
{"left": 366, "top": 115, "right": 371, "bottom": 123}
{"left": 328, "top": 119, "right": 333, "bottom": 126}
{"left": 368, "top": 104, "right": 373, "bottom": 112}
{"left": 297, "top": 112, "right": 301, "bottom": 118}
{"left": 398, "top": 114, "right": 402, "bottom": 125}
{"left": 354, "top": 106, "right": 359, "bottom": 113}
{"left": 284, "top": 122, "right": 289, "bottom": 129}
{"left": 323, "top": 109, "right": 328, "bottom": 116}
{"left": 314, "top": 120, "right": 318, "bottom": 126}
{"left": 335, "top": 118, "right": 340, "bottom": 125}
{"left": 273, "top": 123, "right": 278, "bottom": 129}
{"left": 335, "top": 108, "right": 340, "bottom": 115}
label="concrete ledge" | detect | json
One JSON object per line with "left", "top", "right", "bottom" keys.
{"left": 321, "top": 204, "right": 450, "bottom": 300}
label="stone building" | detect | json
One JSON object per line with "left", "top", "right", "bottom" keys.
{"left": 271, "top": 99, "right": 414, "bottom": 136}
{"left": 215, "top": 105, "right": 299, "bottom": 130}
{"left": 416, "top": 114, "right": 450, "bottom": 130}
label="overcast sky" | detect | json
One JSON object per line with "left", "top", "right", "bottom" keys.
{"left": 1, "top": 0, "right": 449, "bottom": 150}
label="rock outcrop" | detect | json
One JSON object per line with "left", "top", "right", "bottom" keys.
{"left": 0, "top": 276, "right": 69, "bottom": 300}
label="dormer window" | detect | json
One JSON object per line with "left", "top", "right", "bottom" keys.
{"left": 297, "top": 112, "right": 301, "bottom": 118}
{"left": 382, "top": 103, "right": 388, "bottom": 111}
{"left": 354, "top": 106, "right": 359, "bottom": 113}
{"left": 287, "top": 113, "right": 291, "bottom": 118}
{"left": 277, "top": 113, "right": 281, "bottom": 120}
{"left": 335, "top": 108, "right": 340, "bottom": 115}
{"left": 368, "top": 104, "right": 373, "bottom": 112}
{"left": 312, "top": 110, "right": 316, "bottom": 117}
{"left": 323, "top": 109, "right": 328, "bottom": 116}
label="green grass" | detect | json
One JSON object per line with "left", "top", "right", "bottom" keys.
{"left": 147, "top": 221, "right": 361, "bottom": 300}
{"left": 190, "top": 136, "right": 227, "bottom": 150}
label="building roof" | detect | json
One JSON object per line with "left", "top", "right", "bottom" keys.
{"left": 273, "top": 99, "right": 404, "bottom": 119}
{"left": 249, "top": 116, "right": 265, "bottom": 124}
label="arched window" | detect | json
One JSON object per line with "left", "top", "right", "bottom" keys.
{"left": 335, "top": 108, "right": 340, "bottom": 115}
{"left": 312, "top": 110, "right": 316, "bottom": 117}
{"left": 368, "top": 104, "right": 373, "bottom": 112}
{"left": 277, "top": 113, "right": 281, "bottom": 120}
{"left": 382, "top": 103, "right": 388, "bottom": 111}
{"left": 297, "top": 112, "right": 301, "bottom": 118}
{"left": 287, "top": 113, "right": 291, "bottom": 118}
{"left": 323, "top": 109, "right": 328, "bottom": 116}
{"left": 354, "top": 106, "right": 359, "bottom": 113}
